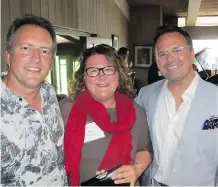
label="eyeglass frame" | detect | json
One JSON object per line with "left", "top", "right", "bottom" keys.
{"left": 155, "top": 45, "right": 192, "bottom": 61}
{"left": 85, "top": 66, "right": 117, "bottom": 77}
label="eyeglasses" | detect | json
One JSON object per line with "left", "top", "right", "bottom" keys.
{"left": 156, "top": 46, "right": 191, "bottom": 61}
{"left": 85, "top": 66, "right": 116, "bottom": 77}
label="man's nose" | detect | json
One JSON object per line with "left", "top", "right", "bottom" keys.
{"left": 32, "top": 48, "right": 41, "bottom": 63}
{"left": 166, "top": 51, "right": 175, "bottom": 61}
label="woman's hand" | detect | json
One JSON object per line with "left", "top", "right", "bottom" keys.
{"left": 111, "top": 164, "right": 139, "bottom": 187}
{"left": 111, "top": 151, "right": 152, "bottom": 186}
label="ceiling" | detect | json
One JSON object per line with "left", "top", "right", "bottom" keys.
{"left": 198, "top": 0, "right": 218, "bottom": 16}
{"left": 126, "top": 0, "right": 189, "bottom": 16}
{"left": 126, "top": 0, "right": 218, "bottom": 26}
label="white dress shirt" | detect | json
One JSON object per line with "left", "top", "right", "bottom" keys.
{"left": 154, "top": 73, "right": 200, "bottom": 185}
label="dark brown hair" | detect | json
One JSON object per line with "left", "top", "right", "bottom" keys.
{"left": 68, "top": 44, "right": 136, "bottom": 100}
{"left": 6, "top": 14, "right": 57, "bottom": 57}
{"left": 153, "top": 25, "right": 193, "bottom": 49}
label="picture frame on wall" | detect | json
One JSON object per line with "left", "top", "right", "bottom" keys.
{"left": 111, "top": 34, "right": 119, "bottom": 51}
{"left": 134, "top": 45, "right": 152, "bottom": 68}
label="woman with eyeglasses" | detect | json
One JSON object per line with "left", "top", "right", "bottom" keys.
{"left": 59, "top": 44, "right": 152, "bottom": 186}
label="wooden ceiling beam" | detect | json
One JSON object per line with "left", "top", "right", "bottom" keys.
{"left": 186, "top": 0, "right": 202, "bottom": 26}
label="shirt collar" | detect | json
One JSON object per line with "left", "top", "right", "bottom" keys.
{"left": 1, "top": 71, "right": 51, "bottom": 101}
{"left": 182, "top": 72, "right": 199, "bottom": 102}
{"left": 163, "top": 72, "right": 200, "bottom": 103}
{"left": 1, "top": 72, "right": 14, "bottom": 98}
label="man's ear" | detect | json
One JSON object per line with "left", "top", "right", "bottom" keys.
{"left": 5, "top": 50, "right": 11, "bottom": 67}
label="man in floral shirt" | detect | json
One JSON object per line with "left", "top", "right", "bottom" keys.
{"left": 1, "top": 14, "right": 66, "bottom": 186}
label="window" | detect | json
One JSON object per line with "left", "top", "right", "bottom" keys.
{"left": 72, "top": 59, "right": 80, "bottom": 77}
{"left": 196, "top": 16, "right": 218, "bottom": 26}
{"left": 178, "top": 17, "right": 186, "bottom": 27}
{"left": 178, "top": 16, "right": 218, "bottom": 27}
{"left": 54, "top": 56, "right": 68, "bottom": 95}
{"left": 50, "top": 56, "right": 81, "bottom": 96}
{"left": 60, "top": 59, "right": 68, "bottom": 95}
{"left": 193, "top": 40, "right": 218, "bottom": 71}
{"left": 55, "top": 56, "right": 61, "bottom": 94}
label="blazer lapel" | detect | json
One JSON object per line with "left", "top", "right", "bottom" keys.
{"left": 180, "top": 78, "right": 209, "bottom": 138}
{"left": 149, "top": 80, "right": 166, "bottom": 164}
{"left": 172, "top": 78, "right": 210, "bottom": 164}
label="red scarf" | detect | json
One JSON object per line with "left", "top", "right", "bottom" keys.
{"left": 64, "top": 90, "right": 136, "bottom": 186}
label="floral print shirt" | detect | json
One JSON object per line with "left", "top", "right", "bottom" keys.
{"left": 1, "top": 73, "right": 66, "bottom": 186}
